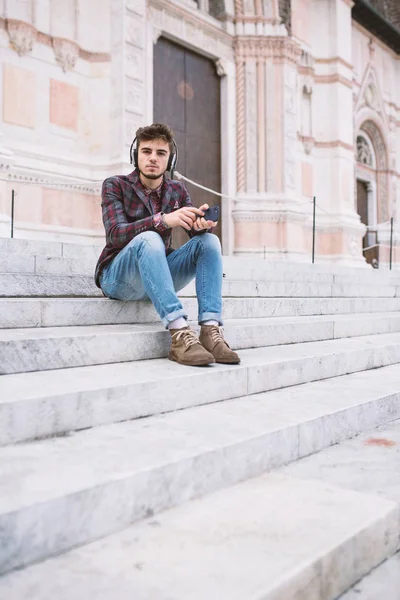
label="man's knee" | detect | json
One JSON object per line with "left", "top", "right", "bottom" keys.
{"left": 197, "top": 233, "right": 221, "bottom": 253}
{"left": 128, "top": 231, "right": 165, "bottom": 253}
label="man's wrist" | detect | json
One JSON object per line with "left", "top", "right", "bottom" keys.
{"left": 160, "top": 212, "right": 170, "bottom": 228}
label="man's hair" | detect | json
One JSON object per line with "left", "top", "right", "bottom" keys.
{"left": 135, "top": 123, "right": 174, "bottom": 153}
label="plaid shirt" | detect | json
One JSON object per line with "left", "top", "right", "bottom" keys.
{"left": 95, "top": 169, "right": 204, "bottom": 286}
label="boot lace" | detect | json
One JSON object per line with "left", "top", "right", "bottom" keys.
{"left": 172, "top": 328, "right": 200, "bottom": 348}
{"left": 210, "top": 326, "right": 226, "bottom": 344}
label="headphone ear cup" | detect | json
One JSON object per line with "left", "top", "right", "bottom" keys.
{"left": 133, "top": 149, "right": 138, "bottom": 167}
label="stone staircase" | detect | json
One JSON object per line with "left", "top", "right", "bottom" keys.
{"left": 1, "top": 237, "right": 400, "bottom": 599}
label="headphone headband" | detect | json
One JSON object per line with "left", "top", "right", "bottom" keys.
{"left": 130, "top": 136, "right": 178, "bottom": 176}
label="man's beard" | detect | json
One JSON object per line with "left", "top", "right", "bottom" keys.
{"left": 139, "top": 168, "right": 164, "bottom": 180}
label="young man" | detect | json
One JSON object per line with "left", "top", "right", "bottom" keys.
{"left": 95, "top": 123, "right": 240, "bottom": 367}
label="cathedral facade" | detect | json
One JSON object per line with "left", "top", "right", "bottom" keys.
{"left": 1, "top": 0, "right": 399, "bottom": 266}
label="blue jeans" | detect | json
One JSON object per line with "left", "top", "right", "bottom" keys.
{"left": 99, "top": 231, "right": 223, "bottom": 328}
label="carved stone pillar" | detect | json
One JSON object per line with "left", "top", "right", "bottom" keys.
{"left": 109, "top": 0, "right": 147, "bottom": 167}
{"left": 233, "top": 35, "right": 304, "bottom": 258}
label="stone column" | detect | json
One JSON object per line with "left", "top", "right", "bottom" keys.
{"left": 109, "top": 0, "right": 147, "bottom": 168}
{"left": 0, "top": 132, "right": 15, "bottom": 237}
{"left": 233, "top": 35, "right": 304, "bottom": 258}
{"left": 311, "top": 0, "right": 365, "bottom": 265}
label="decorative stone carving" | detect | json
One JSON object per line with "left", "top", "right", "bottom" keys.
{"left": 301, "top": 136, "right": 314, "bottom": 155}
{"left": 52, "top": 38, "right": 80, "bottom": 72}
{"left": 364, "top": 83, "right": 378, "bottom": 109}
{"left": 153, "top": 27, "right": 162, "bottom": 44}
{"left": 6, "top": 19, "right": 37, "bottom": 56}
{"left": 361, "top": 121, "right": 387, "bottom": 170}
{"left": 245, "top": 60, "right": 258, "bottom": 192}
{"left": 148, "top": 1, "right": 233, "bottom": 60}
{"left": 236, "top": 56, "right": 246, "bottom": 192}
{"left": 356, "top": 135, "right": 373, "bottom": 166}
{"left": 348, "top": 236, "right": 359, "bottom": 256}
{"left": 126, "top": 18, "right": 145, "bottom": 48}
{"left": 368, "top": 38, "right": 375, "bottom": 61}
{"left": 235, "top": 37, "right": 302, "bottom": 64}
{"left": 355, "top": 65, "right": 388, "bottom": 126}
{"left": 215, "top": 58, "right": 228, "bottom": 77}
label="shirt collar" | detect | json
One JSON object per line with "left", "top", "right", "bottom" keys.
{"left": 136, "top": 174, "right": 163, "bottom": 198}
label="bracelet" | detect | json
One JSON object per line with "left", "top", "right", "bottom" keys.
{"left": 160, "top": 212, "right": 169, "bottom": 228}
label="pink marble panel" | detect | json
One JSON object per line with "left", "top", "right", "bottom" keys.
{"left": 42, "top": 189, "right": 103, "bottom": 230}
{"left": 292, "top": 0, "right": 311, "bottom": 43}
{"left": 50, "top": 80, "right": 79, "bottom": 131}
{"left": 3, "top": 65, "right": 36, "bottom": 128}
{"left": 302, "top": 162, "right": 314, "bottom": 198}
{"left": 235, "top": 221, "right": 280, "bottom": 250}
{"left": 317, "top": 232, "right": 344, "bottom": 255}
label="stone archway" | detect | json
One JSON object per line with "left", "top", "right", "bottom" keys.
{"left": 358, "top": 120, "right": 389, "bottom": 223}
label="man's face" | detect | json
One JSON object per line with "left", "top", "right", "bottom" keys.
{"left": 137, "top": 138, "right": 170, "bottom": 180}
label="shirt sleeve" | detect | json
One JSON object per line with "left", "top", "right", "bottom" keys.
{"left": 181, "top": 182, "right": 215, "bottom": 237}
{"left": 101, "top": 177, "right": 157, "bottom": 249}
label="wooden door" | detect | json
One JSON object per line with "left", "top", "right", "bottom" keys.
{"left": 153, "top": 37, "right": 221, "bottom": 248}
{"left": 357, "top": 180, "right": 368, "bottom": 229}
{"left": 357, "top": 179, "right": 378, "bottom": 265}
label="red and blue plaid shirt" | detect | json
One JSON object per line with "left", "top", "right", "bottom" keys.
{"left": 95, "top": 169, "right": 202, "bottom": 286}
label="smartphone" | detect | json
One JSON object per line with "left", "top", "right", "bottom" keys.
{"left": 203, "top": 206, "right": 220, "bottom": 222}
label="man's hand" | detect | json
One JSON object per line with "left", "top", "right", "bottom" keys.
{"left": 163, "top": 207, "right": 204, "bottom": 231}
{"left": 193, "top": 204, "right": 218, "bottom": 232}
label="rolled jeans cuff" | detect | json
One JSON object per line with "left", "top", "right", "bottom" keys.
{"left": 199, "top": 312, "right": 223, "bottom": 326}
{"left": 162, "top": 308, "right": 188, "bottom": 329}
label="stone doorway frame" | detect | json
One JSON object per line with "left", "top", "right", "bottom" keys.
{"left": 146, "top": 2, "right": 236, "bottom": 255}
{"left": 356, "top": 130, "right": 377, "bottom": 248}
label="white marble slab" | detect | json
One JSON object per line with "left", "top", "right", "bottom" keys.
{"left": 35, "top": 255, "right": 96, "bottom": 277}
{"left": 0, "top": 472, "right": 396, "bottom": 600}
{"left": 281, "top": 418, "right": 400, "bottom": 508}
{"left": 2, "top": 297, "right": 400, "bottom": 329}
{"left": 0, "top": 238, "right": 63, "bottom": 257}
{"left": 6, "top": 312, "right": 400, "bottom": 374}
{"left": 0, "top": 254, "right": 35, "bottom": 274}
{"left": 0, "top": 274, "right": 102, "bottom": 297}
{"left": 1, "top": 363, "right": 400, "bottom": 573}
{"left": 340, "top": 551, "right": 400, "bottom": 600}
{"left": 2, "top": 332, "right": 400, "bottom": 444}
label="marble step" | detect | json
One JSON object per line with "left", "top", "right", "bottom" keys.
{"left": 2, "top": 249, "right": 400, "bottom": 286}
{"left": 0, "top": 273, "right": 103, "bottom": 297}
{"left": 2, "top": 332, "right": 400, "bottom": 445}
{"left": 3, "top": 313, "right": 400, "bottom": 375}
{"left": 340, "top": 551, "right": 400, "bottom": 600}
{"left": 3, "top": 296, "right": 400, "bottom": 328}
{"left": 1, "top": 271, "right": 399, "bottom": 298}
{"left": 0, "top": 237, "right": 103, "bottom": 261}
{"left": 281, "top": 418, "right": 400, "bottom": 599}
{"left": 0, "top": 253, "right": 96, "bottom": 277}
{"left": 0, "top": 475, "right": 396, "bottom": 600}
{"left": 1, "top": 364, "right": 400, "bottom": 576}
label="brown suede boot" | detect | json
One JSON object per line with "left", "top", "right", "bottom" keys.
{"left": 199, "top": 325, "right": 241, "bottom": 364}
{"left": 169, "top": 327, "right": 215, "bottom": 366}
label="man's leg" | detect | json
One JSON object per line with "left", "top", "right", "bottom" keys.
{"left": 167, "top": 232, "right": 223, "bottom": 325}
{"left": 167, "top": 234, "right": 240, "bottom": 364}
{"left": 100, "top": 231, "right": 214, "bottom": 365}
{"left": 100, "top": 231, "right": 188, "bottom": 326}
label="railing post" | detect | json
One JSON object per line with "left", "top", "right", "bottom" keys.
{"left": 11, "top": 189, "right": 15, "bottom": 238}
{"left": 390, "top": 216, "right": 394, "bottom": 270}
{"left": 312, "top": 196, "right": 316, "bottom": 264}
